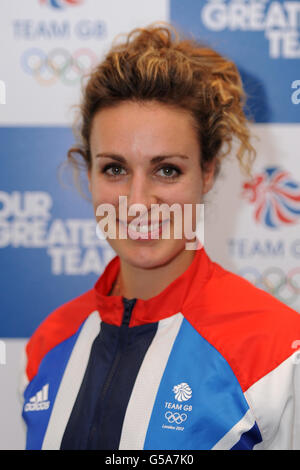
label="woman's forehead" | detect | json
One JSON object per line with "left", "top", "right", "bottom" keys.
{"left": 89, "top": 101, "right": 199, "bottom": 153}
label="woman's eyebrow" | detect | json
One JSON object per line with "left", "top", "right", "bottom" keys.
{"left": 95, "top": 153, "right": 189, "bottom": 163}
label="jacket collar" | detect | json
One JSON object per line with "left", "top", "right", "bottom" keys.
{"left": 94, "top": 243, "right": 215, "bottom": 327}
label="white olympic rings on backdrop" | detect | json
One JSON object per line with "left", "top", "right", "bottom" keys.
{"left": 238, "top": 266, "right": 300, "bottom": 304}
{"left": 21, "top": 47, "right": 98, "bottom": 85}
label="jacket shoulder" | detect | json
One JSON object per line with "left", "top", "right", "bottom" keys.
{"left": 25, "top": 288, "right": 98, "bottom": 382}
{"left": 185, "top": 261, "right": 300, "bottom": 391}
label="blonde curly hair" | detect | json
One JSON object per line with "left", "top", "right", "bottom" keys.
{"left": 67, "top": 22, "right": 256, "bottom": 188}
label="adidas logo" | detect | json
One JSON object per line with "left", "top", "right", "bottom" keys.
{"left": 24, "top": 384, "right": 50, "bottom": 412}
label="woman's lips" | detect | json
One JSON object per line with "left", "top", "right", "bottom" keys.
{"left": 118, "top": 219, "right": 170, "bottom": 240}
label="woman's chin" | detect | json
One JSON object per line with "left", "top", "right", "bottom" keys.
{"left": 107, "top": 237, "right": 187, "bottom": 270}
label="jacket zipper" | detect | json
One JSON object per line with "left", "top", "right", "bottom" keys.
{"left": 99, "top": 297, "right": 137, "bottom": 402}
{"left": 86, "top": 297, "right": 137, "bottom": 448}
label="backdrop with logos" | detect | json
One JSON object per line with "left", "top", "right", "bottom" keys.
{"left": 0, "top": 0, "right": 299, "bottom": 449}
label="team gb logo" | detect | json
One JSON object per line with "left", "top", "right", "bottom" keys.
{"left": 173, "top": 383, "right": 192, "bottom": 402}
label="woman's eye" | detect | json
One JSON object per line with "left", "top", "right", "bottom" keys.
{"left": 157, "top": 166, "right": 181, "bottom": 179}
{"left": 102, "top": 164, "right": 126, "bottom": 176}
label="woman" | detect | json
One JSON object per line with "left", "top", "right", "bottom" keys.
{"left": 22, "top": 23, "right": 300, "bottom": 450}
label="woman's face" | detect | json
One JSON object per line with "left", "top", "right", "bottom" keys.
{"left": 88, "top": 100, "right": 216, "bottom": 269}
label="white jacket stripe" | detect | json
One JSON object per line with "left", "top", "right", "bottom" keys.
{"left": 42, "top": 311, "right": 100, "bottom": 450}
{"left": 211, "top": 409, "right": 255, "bottom": 449}
{"left": 245, "top": 351, "right": 300, "bottom": 450}
{"left": 119, "top": 313, "right": 183, "bottom": 450}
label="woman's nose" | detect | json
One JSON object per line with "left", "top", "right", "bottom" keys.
{"left": 126, "top": 172, "right": 158, "bottom": 217}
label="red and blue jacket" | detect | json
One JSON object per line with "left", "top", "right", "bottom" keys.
{"left": 21, "top": 247, "right": 300, "bottom": 450}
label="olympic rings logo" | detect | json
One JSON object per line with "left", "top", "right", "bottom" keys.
{"left": 21, "top": 48, "right": 98, "bottom": 86}
{"left": 164, "top": 412, "right": 187, "bottom": 425}
{"left": 238, "top": 266, "right": 300, "bottom": 305}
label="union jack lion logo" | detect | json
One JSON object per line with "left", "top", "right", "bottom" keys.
{"left": 242, "top": 167, "right": 300, "bottom": 229}
{"left": 39, "top": 0, "right": 83, "bottom": 9}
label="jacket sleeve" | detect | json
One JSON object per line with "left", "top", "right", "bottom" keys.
{"left": 244, "top": 349, "right": 300, "bottom": 450}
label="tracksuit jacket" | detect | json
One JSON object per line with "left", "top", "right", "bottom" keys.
{"left": 22, "top": 246, "right": 300, "bottom": 450}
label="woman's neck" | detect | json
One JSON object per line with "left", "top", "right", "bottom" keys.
{"left": 114, "top": 247, "right": 196, "bottom": 300}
